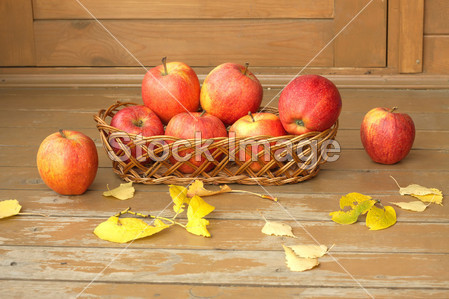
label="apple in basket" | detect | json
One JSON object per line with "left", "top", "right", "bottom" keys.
{"left": 278, "top": 75, "right": 342, "bottom": 135}
{"left": 165, "top": 111, "right": 228, "bottom": 174}
{"left": 109, "top": 105, "right": 164, "bottom": 163}
{"left": 200, "top": 62, "right": 263, "bottom": 126}
{"left": 142, "top": 57, "right": 200, "bottom": 124}
{"left": 37, "top": 130, "right": 98, "bottom": 195}
{"left": 360, "top": 107, "right": 415, "bottom": 164}
{"left": 229, "top": 112, "right": 286, "bottom": 172}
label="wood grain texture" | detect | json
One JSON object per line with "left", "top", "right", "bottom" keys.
{"left": 33, "top": 0, "right": 335, "bottom": 19}
{"left": 399, "top": 0, "right": 424, "bottom": 73}
{"left": 423, "top": 36, "right": 449, "bottom": 74}
{"left": 34, "top": 20, "right": 334, "bottom": 67}
{"left": 424, "top": 0, "right": 449, "bottom": 34}
{"left": 333, "top": 0, "right": 387, "bottom": 67}
{"left": 0, "top": 0, "right": 35, "bottom": 66}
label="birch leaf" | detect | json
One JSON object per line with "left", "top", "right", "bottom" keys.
{"left": 185, "top": 195, "right": 215, "bottom": 237}
{"left": 330, "top": 199, "right": 376, "bottom": 225}
{"left": 288, "top": 244, "right": 328, "bottom": 258}
{"left": 391, "top": 201, "right": 427, "bottom": 212}
{"left": 339, "top": 192, "right": 372, "bottom": 210}
{"left": 390, "top": 176, "right": 443, "bottom": 205}
{"left": 366, "top": 205, "right": 396, "bottom": 230}
{"left": 94, "top": 216, "right": 170, "bottom": 243}
{"left": 169, "top": 184, "right": 190, "bottom": 214}
{"left": 0, "top": 199, "right": 22, "bottom": 219}
{"left": 262, "top": 221, "right": 296, "bottom": 238}
{"left": 282, "top": 245, "right": 319, "bottom": 272}
{"left": 412, "top": 189, "right": 443, "bottom": 205}
{"left": 187, "top": 180, "right": 232, "bottom": 197}
{"left": 103, "top": 182, "right": 135, "bottom": 200}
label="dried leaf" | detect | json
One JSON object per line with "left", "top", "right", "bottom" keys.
{"left": 339, "top": 192, "right": 372, "bottom": 210}
{"left": 262, "top": 221, "right": 296, "bottom": 238}
{"left": 391, "top": 176, "right": 443, "bottom": 205}
{"left": 399, "top": 184, "right": 437, "bottom": 196}
{"left": 282, "top": 245, "right": 319, "bottom": 272}
{"left": 288, "top": 244, "right": 328, "bottom": 258}
{"left": 412, "top": 189, "right": 443, "bottom": 205}
{"left": 391, "top": 201, "right": 427, "bottom": 212}
{"left": 103, "top": 182, "right": 135, "bottom": 200}
{"left": 330, "top": 199, "right": 375, "bottom": 225}
{"left": 187, "top": 180, "right": 232, "bottom": 197}
{"left": 94, "top": 216, "right": 170, "bottom": 243}
{"left": 0, "top": 199, "right": 22, "bottom": 219}
{"left": 185, "top": 195, "right": 215, "bottom": 237}
{"left": 169, "top": 185, "right": 190, "bottom": 214}
{"left": 366, "top": 205, "right": 396, "bottom": 230}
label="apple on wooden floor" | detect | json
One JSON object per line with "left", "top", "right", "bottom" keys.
{"left": 165, "top": 111, "right": 228, "bottom": 174}
{"left": 142, "top": 57, "right": 200, "bottom": 124}
{"left": 37, "top": 130, "right": 98, "bottom": 195}
{"left": 360, "top": 107, "right": 415, "bottom": 164}
{"left": 229, "top": 112, "right": 286, "bottom": 172}
{"left": 200, "top": 62, "right": 263, "bottom": 126}
{"left": 279, "top": 74, "right": 342, "bottom": 135}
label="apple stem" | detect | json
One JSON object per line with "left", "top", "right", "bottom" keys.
{"left": 200, "top": 110, "right": 206, "bottom": 117}
{"left": 59, "top": 129, "right": 66, "bottom": 138}
{"left": 390, "top": 107, "right": 398, "bottom": 113}
{"left": 162, "top": 56, "right": 168, "bottom": 76}
{"left": 248, "top": 111, "right": 255, "bottom": 122}
{"left": 243, "top": 62, "right": 249, "bottom": 76}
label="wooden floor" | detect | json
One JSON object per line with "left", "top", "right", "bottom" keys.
{"left": 0, "top": 82, "right": 448, "bottom": 298}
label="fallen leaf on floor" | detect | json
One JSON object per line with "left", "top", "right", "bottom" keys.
{"left": 103, "top": 182, "right": 135, "bottom": 200}
{"left": 390, "top": 176, "right": 443, "bottom": 205}
{"left": 339, "top": 192, "right": 373, "bottom": 209}
{"left": 185, "top": 195, "right": 215, "bottom": 237}
{"left": 94, "top": 216, "right": 170, "bottom": 243}
{"left": 0, "top": 199, "right": 22, "bottom": 219}
{"left": 391, "top": 201, "right": 427, "bottom": 212}
{"left": 287, "top": 244, "right": 328, "bottom": 258}
{"left": 262, "top": 221, "right": 296, "bottom": 238}
{"left": 169, "top": 184, "right": 190, "bottom": 214}
{"left": 366, "top": 205, "right": 396, "bottom": 230}
{"left": 330, "top": 195, "right": 375, "bottom": 225}
{"left": 187, "top": 180, "right": 231, "bottom": 197}
{"left": 283, "top": 245, "right": 319, "bottom": 272}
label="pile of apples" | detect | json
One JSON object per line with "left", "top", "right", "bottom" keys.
{"left": 110, "top": 59, "right": 343, "bottom": 173}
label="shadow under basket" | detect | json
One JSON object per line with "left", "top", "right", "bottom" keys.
{"left": 94, "top": 101, "right": 339, "bottom": 186}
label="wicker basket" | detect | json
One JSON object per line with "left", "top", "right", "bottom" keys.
{"left": 94, "top": 101, "right": 338, "bottom": 185}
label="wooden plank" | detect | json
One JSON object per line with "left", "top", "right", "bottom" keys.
{"left": 387, "top": 0, "right": 400, "bottom": 71}
{"left": 34, "top": 20, "right": 334, "bottom": 67}
{"left": 33, "top": 0, "right": 335, "bottom": 20}
{"left": 423, "top": 36, "right": 449, "bottom": 74}
{"left": 3, "top": 280, "right": 449, "bottom": 299}
{"left": 0, "top": 0, "right": 35, "bottom": 66}
{"left": 1, "top": 217, "right": 449, "bottom": 253}
{"left": 1, "top": 246, "right": 448, "bottom": 288}
{"left": 398, "top": 0, "right": 424, "bottom": 73}
{"left": 333, "top": 0, "right": 387, "bottom": 67}
{"left": 424, "top": 0, "right": 449, "bottom": 35}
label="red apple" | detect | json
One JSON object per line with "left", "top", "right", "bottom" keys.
{"left": 360, "top": 107, "right": 415, "bottom": 164}
{"left": 37, "top": 130, "right": 98, "bottom": 195}
{"left": 229, "top": 112, "right": 286, "bottom": 172}
{"left": 142, "top": 57, "right": 200, "bottom": 124}
{"left": 200, "top": 62, "right": 263, "bottom": 126}
{"left": 110, "top": 105, "right": 164, "bottom": 162}
{"left": 278, "top": 74, "right": 342, "bottom": 135}
{"left": 165, "top": 111, "right": 228, "bottom": 173}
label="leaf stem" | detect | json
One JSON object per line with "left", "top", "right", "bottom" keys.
{"left": 229, "top": 190, "right": 277, "bottom": 201}
{"left": 18, "top": 212, "right": 49, "bottom": 217}
{"left": 390, "top": 175, "right": 402, "bottom": 189}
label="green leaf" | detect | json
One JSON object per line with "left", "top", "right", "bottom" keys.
{"left": 330, "top": 199, "right": 375, "bottom": 225}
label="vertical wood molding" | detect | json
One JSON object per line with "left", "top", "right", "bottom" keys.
{"left": 0, "top": 0, "right": 35, "bottom": 66}
{"left": 398, "top": 0, "right": 424, "bottom": 73}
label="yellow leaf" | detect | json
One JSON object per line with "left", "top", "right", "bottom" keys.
{"left": 288, "top": 244, "right": 328, "bottom": 258}
{"left": 103, "top": 182, "right": 135, "bottom": 200}
{"left": 261, "top": 221, "right": 296, "bottom": 238}
{"left": 169, "top": 185, "right": 190, "bottom": 214}
{"left": 412, "top": 189, "right": 443, "bottom": 205}
{"left": 390, "top": 176, "right": 443, "bottom": 205}
{"left": 339, "top": 192, "right": 372, "bottom": 210}
{"left": 187, "top": 180, "right": 232, "bottom": 197}
{"left": 399, "top": 184, "right": 437, "bottom": 196}
{"left": 330, "top": 199, "right": 375, "bottom": 224}
{"left": 0, "top": 199, "right": 22, "bottom": 219}
{"left": 366, "top": 205, "right": 396, "bottom": 230}
{"left": 391, "top": 201, "right": 427, "bottom": 212}
{"left": 185, "top": 195, "right": 215, "bottom": 237}
{"left": 282, "top": 245, "right": 319, "bottom": 272}
{"left": 93, "top": 216, "right": 170, "bottom": 243}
